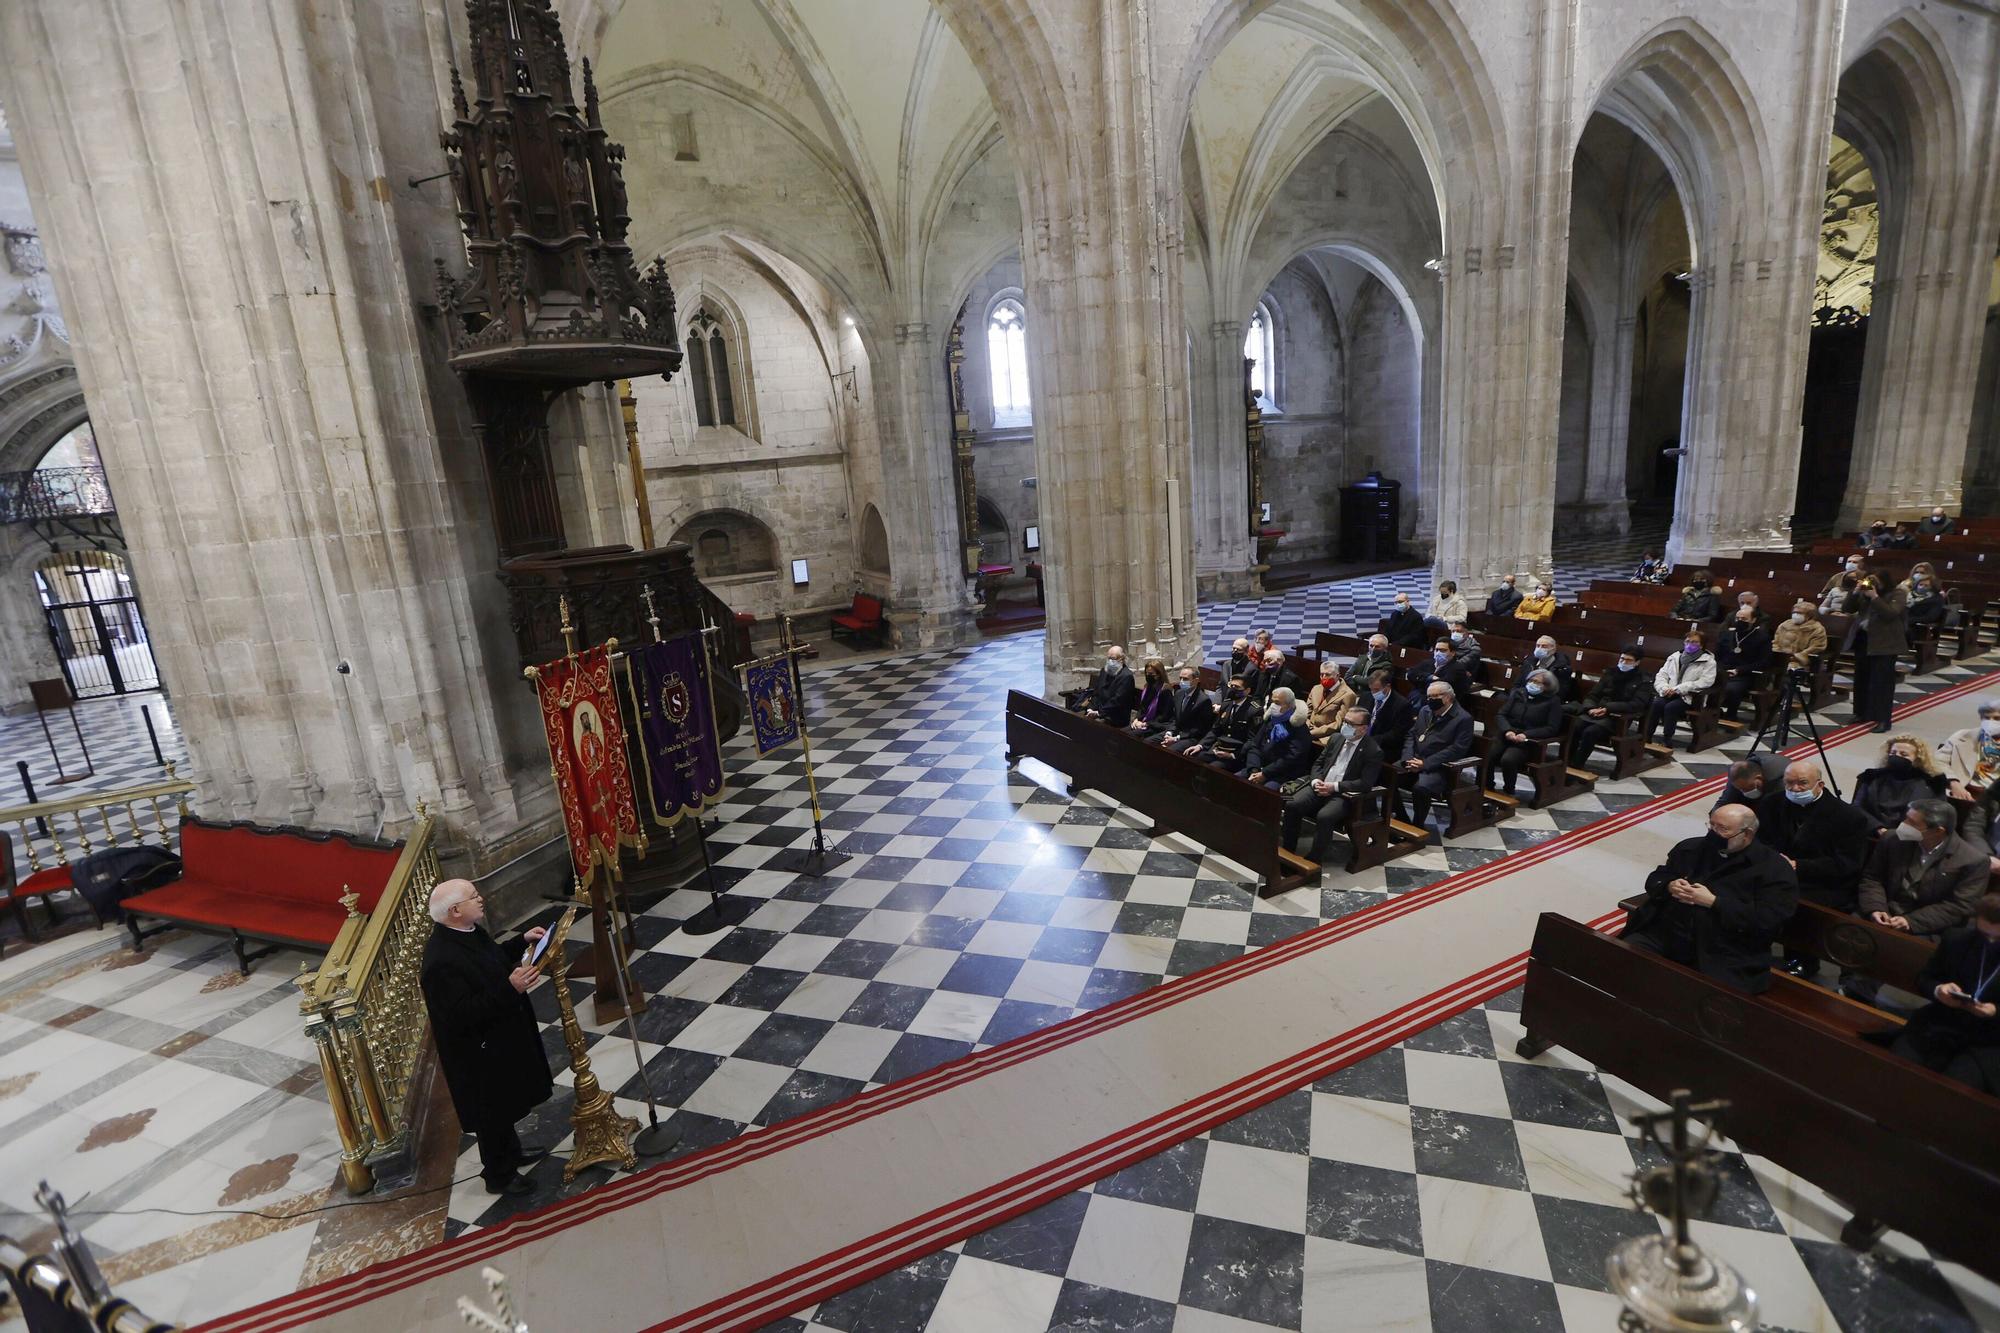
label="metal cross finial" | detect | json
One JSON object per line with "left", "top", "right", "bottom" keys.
{"left": 640, "top": 583, "right": 664, "bottom": 643}
{"left": 456, "top": 1265, "right": 529, "bottom": 1332}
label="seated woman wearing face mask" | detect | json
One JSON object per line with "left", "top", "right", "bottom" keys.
{"left": 1903, "top": 562, "right": 1950, "bottom": 628}
{"left": 1851, "top": 734, "right": 1950, "bottom": 834}
{"left": 1643, "top": 626, "right": 1717, "bottom": 749}
{"left": 1937, "top": 699, "right": 2000, "bottom": 798}
{"left": 1487, "top": 669, "right": 1566, "bottom": 798}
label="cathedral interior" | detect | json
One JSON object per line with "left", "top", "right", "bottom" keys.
{"left": 2, "top": 0, "right": 2000, "bottom": 1329}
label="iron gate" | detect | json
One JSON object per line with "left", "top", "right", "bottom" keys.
{"left": 44, "top": 593, "right": 159, "bottom": 698}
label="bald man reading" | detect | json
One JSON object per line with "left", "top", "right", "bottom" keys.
{"left": 420, "top": 878, "right": 553, "bottom": 1196}
{"left": 1625, "top": 804, "right": 1797, "bottom": 994}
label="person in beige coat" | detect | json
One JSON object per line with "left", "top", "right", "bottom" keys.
{"left": 1303, "top": 664, "right": 1358, "bottom": 747}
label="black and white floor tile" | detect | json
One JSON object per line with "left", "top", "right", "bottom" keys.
{"left": 424, "top": 526, "right": 1997, "bottom": 1329}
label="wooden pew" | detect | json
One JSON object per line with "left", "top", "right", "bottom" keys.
{"left": 1516, "top": 913, "right": 2000, "bottom": 1276}
{"left": 1004, "top": 690, "right": 1320, "bottom": 894}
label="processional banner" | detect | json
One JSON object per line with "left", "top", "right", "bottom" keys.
{"left": 531, "top": 645, "right": 641, "bottom": 881}
{"left": 624, "top": 634, "right": 727, "bottom": 825}
{"left": 744, "top": 655, "right": 803, "bottom": 755}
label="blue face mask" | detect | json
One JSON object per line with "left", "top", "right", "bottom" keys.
{"left": 1534, "top": 647, "right": 1550, "bottom": 659}
{"left": 1785, "top": 787, "right": 1816, "bottom": 805}
{"left": 1616, "top": 661, "right": 1636, "bottom": 672}
{"left": 1433, "top": 651, "right": 1448, "bottom": 665}
{"left": 1525, "top": 683, "right": 1544, "bottom": 697}
{"left": 1450, "top": 632, "right": 1465, "bottom": 644}
{"left": 1372, "top": 690, "right": 1389, "bottom": 703}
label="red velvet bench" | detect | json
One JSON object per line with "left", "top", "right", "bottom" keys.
{"left": 121, "top": 818, "right": 404, "bottom": 974}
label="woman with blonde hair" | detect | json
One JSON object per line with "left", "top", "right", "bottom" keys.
{"left": 1851, "top": 733, "right": 1949, "bottom": 833}
{"left": 1513, "top": 578, "right": 1556, "bottom": 624}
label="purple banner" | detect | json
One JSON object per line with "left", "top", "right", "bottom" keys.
{"left": 623, "top": 634, "right": 726, "bottom": 825}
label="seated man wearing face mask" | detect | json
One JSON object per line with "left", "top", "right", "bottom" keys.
{"left": 1513, "top": 579, "right": 1557, "bottom": 625}
{"left": 1182, "top": 676, "right": 1261, "bottom": 764}
{"left": 1857, "top": 798, "right": 1988, "bottom": 942}
{"left": 1888, "top": 894, "right": 2000, "bottom": 1095}
{"left": 1485, "top": 575, "right": 1524, "bottom": 618}
{"left": 1565, "top": 646, "right": 1655, "bottom": 768}
{"left": 1392, "top": 682, "right": 1475, "bottom": 830}
{"left": 1406, "top": 637, "right": 1475, "bottom": 700}
{"left": 1756, "top": 760, "right": 1873, "bottom": 977}
{"left": 1281, "top": 707, "right": 1385, "bottom": 863}
{"left": 1379, "top": 593, "right": 1430, "bottom": 649}
{"left": 1344, "top": 634, "right": 1397, "bottom": 691}
{"left": 1154, "top": 665, "right": 1216, "bottom": 751}
{"left": 1226, "top": 638, "right": 1254, "bottom": 682}
{"left": 1627, "top": 804, "right": 1797, "bottom": 993}
{"left": 1215, "top": 686, "right": 1314, "bottom": 790}
{"left": 1303, "top": 662, "right": 1357, "bottom": 749}
{"left": 1445, "top": 620, "right": 1482, "bottom": 671}
{"left": 1246, "top": 647, "right": 1302, "bottom": 707}
{"left": 1361, "top": 667, "right": 1415, "bottom": 760}
{"left": 1488, "top": 669, "right": 1567, "bottom": 799}
{"left": 1917, "top": 505, "right": 1955, "bottom": 538}
{"left": 1715, "top": 755, "right": 1785, "bottom": 811}
{"left": 1772, "top": 600, "right": 1827, "bottom": 670}
{"left": 1080, "top": 645, "right": 1137, "bottom": 727}
{"left": 1713, "top": 606, "right": 1772, "bottom": 722}
{"left": 1517, "top": 634, "right": 1574, "bottom": 700}
{"left": 1670, "top": 572, "right": 1722, "bottom": 623}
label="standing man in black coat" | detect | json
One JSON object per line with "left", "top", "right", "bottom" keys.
{"left": 1627, "top": 805, "right": 1798, "bottom": 993}
{"left": 421, "top": 879, "right": 554, "bottom": 1196}
{"left": 1843, "top": 573, "right": 1908, "bottom": 732}
{"left": 1755, "top": 761, "right": 1874, "bottom": 977}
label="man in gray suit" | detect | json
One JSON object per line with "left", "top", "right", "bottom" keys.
{"left": 1857, "top": 798, "right": 1989, "bottom": 941}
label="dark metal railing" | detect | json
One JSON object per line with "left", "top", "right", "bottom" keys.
{"left": 0, "top": 465, "right": 115, "bottom": 522}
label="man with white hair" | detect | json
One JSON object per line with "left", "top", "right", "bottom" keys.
{"left": 420, "top": 878, "right": 553, "bottom": 1196}
{"left": 1212, "top": 685, "right": 1313, "bottom": 789}
{"left": 1627, "top": 804, "right": 1796, "bottom": 993}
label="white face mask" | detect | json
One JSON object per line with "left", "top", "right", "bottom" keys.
{"left": 1791, "top": 612, "right": 1805, "bottom": 624}
{"left": 1894, "top": 821, "right": 1925, "bottom": 843}
{"left": 1981, "top": 718, "right": 2000, "bottom": 738}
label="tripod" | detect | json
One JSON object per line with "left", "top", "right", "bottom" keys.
{"left": 1745, "top": 666, "right": 1842, "bottom": 800}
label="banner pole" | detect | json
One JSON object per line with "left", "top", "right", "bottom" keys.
{"left": 587, "top": 862, "right": 680, "bottom": 1155}
{"left": 786, "top": 614, "right": 837, "bottom": 872}
{"left": 678, "top": 616, "right": 754, "bottom": 935}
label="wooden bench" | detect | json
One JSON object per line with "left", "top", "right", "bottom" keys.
{"left": 1003, "top": 690, "right": 1322, "bottom": 894}
{"left": 829, "top": 593, "right": 888, "bottom": 646}
{"left": 1516, "top": 912, "right": 2000, "bottom": 1275}
{"left": 122, "top": 818, "right": 406, "bottom": 974}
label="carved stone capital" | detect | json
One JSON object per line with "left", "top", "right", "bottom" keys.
{"left": 893, "top": 322, "right": 931, "bottom": 347}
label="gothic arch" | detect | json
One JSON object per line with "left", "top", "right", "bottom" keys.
{"left": 1837, "top": 15, "right": 1963, "bottom": 241}
{"left": 1586, "top": 20, "right": 1771, "bottom": 263}
{"left": 859, "top": 503, "right": 891, "bottom": 575}
{"left": 668, "top": 506, "right": 781, "bottom": 579}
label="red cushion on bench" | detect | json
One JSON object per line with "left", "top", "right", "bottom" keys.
{"left": 10, "top": 865, "right": 74, "bottom": 900}
{"left": 178, "top": 823, "right": 399, "bottom": 912}
{"left": 121, "top": 880, "right": 347, "bottom": 946}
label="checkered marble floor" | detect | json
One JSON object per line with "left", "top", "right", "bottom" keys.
{"left": 428, "top": 526, "right": 1999, "bottom": 1329}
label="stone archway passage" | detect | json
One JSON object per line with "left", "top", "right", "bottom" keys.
{"left": 33, "top": 549, "right": 159, "bottom": 698}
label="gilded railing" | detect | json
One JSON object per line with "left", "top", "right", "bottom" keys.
{"left": 296, "top": 806, "right": 441, "bottom": 1195}
{"left": 0, "top": 764, "right": 195, "bottom": 881}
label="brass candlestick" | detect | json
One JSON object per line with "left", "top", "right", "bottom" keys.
{"left": 546, "top": 894, "right": 638, "bottom": 1181}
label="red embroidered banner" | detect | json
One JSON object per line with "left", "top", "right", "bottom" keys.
{"left": 532, "top": 645, "right": 641, "bottom": 882}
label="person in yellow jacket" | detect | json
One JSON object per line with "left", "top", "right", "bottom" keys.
{"left": 1513, "top": 579, "right": 1557, "bottom": 624}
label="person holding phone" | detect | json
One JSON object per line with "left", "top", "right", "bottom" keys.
{"left": 421, "top": 878, "right": 554, "bottom": 1196}
{"left": 1888, "top": 894, "right": 2000, "bottom": 1095}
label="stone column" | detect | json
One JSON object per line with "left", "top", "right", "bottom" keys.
{"left": 1193, "top": 320, "right": 1256, "bottom": 600}
{"left": 881, "top": 321, "right": 980, "bottom": 648}
{"left": 1572, "top": 313, "right": 1636, "bottom": 536}
{"left": 0, "top": 0, "right": 549, "bottom": 855}
{"left": 942, "top": 3, "right": 1201, "bottom": 691}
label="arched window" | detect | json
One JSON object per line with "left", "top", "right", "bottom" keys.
{"left": 987, "top": 298, "right": 1031, "bottom": 425}
{"left": 1244, "top": 302, "right": 1276, "bottom": 407}
{"left": 687, "top": 305, "right": 738, "bottom": 428}
{"left": 671, "top": 510, "right": 776, "bottom": 579}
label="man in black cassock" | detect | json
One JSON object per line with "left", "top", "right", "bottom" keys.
{"left": 421, "top": 878, "right": 554, "bottom": 1196}
{"left": 1627, "top": 804, "right": 1796, "bottom": 993}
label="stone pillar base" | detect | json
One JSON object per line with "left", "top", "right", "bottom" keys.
{"left": 892, "top": 603, "right": 982, "bottom": 652}
{"left": 1197, "top": 568, "right": 1262, "bottom": 602}
{"left": 1554, "top": 500, "right": 1632, "bottom": 538}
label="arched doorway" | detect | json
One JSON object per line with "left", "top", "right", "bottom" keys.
{"left": 1795, "top": 134, "right": 1874, "bottom": 525}
{"left": 34, "top": 549, "right": 158, "bottom": 698}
